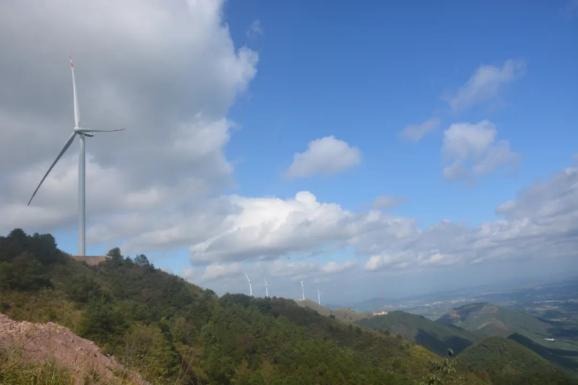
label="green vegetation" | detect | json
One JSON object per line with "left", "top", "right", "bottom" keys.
{"left": 439, "top": 302, "right": 578, "bottom": 375}
{"left": 0, "top": 229, "right": 574, "bottom": 385}
{"left": 0, "top": 229, "right": 481, "bottom": 385}
{"left": 0, "top": 350, "right": 73, "bottom": 385}
{"left": 509, "top": 333, "right": 578, "bottom": 373}
{"left": 457, "top": 337, "right": 575, "bottom": 385}
{"left": 357, "top": 311, "right": 477, "bottom": 356}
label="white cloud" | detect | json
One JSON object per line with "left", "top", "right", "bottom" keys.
{"left": 0, "top": 0, "right": 257, "bottom": 247}
{"left": 449, "top": 59, "right": 525, "bottom": 111}
{"left": 286, "top": 136, "right": 361, "bottom": 178}
{"left": 400, "top": 117, "right": 440, "bottom": 142}
{"left": 202, "top": 262, "right": 242, "bottom": 281}
{"left": 1, "top": 1, "right": 577, "bottom": 301}
{"left": 188, "top": 191, "right": 354, "bottom": 262}
{"left": 442, "top": 121, "right": 518, "bottom": 181}
{"left": 320, "top": 260, "right": 356, "bottom": 274}
{"left": 370, "top": 166, "right": 578, "bottom": 271}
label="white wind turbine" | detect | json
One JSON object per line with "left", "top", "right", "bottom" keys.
{"left": 317, "top": 287, "right": 321, "bottom": 305}
{"left": 27, "top": 59, "right": 124, "bottom": 256}
{"left": 264, "top": 279, "right": 269, "bottom": 298}
{"left": 300, "top": 280, "right": 305, "bottom": 301}
{"left": 244, "top": 273, "right": 253, "bottom": 296}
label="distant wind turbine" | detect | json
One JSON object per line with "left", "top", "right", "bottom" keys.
{"left": 300, "top": 280, "right": 305, "bottom": 301}
{"left": 264, "top": 279, "right": 269, "bottom": 298}
{"left": 317, "top": 288, "right": 321, "bottom": 306}
{"left": 27, "top": 59, "right": 124, "bottom": 256}
{"left": 244, "top": 273, "right": 253, "bottom": 296}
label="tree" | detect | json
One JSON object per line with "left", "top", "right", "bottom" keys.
{"left": 134, "top": 254, "right": 152, "bottom": 268}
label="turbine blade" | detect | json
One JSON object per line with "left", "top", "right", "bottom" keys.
{"left": 28, "top": 132, "right": 77, "bottom": 206}
{"left": 79, "top": 128, "right": 125, "bottom": 133}
{"left": 70, "top": 58, "right": 79, "bottom": 128}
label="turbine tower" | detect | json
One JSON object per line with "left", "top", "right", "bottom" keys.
{"left": 244, "top": 273, "right": 253, "bottom": 296}
{"left": 317, "top": 288, "right": 321, "bottom": 305}
{"left": 27, "top": 59, "right": 123, "bottom": 256}
{"left": 300, "top": 280, "right": 305, "bottom": 301}
{"left": 264, "top": 279, "right": 269, "bottom": 298}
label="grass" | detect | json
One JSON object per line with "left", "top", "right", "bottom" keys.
{"left": 0, "top": 350, "right": 73, "bottom": 385}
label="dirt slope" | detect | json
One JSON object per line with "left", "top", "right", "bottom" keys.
{"left": 0, "top": 313, "right": 147, "bottom": 385}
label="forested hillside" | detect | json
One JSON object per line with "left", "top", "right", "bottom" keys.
{"left": 0, "top": 229, "right": 486, "bottom": 385}
{"left": 0, "top": 229, "right": 573, "bottom": 385}
{"left": 357, "top": 311, "right": 477, "bottom": 356}
{"left": 457, "top": 337, "right": 572, "bottom": 385}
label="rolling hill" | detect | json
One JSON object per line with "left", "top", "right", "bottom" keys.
{"left": 439, "top": 302, "right": 578, "bottom": 376}
{"left": 356, "top": 311, "right": 478, "bottom": 356}
{"left": 438, "top": 302, "right": 549, "bottom": 338}
{"left": 457, "top": 337, "right": 574, "bottom": 385}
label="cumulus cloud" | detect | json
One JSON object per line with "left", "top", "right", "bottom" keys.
{"left": 2, "top": 1, "right": 576, "bottom": 300}
{"left": 400, "top": 117, "right": 440, "bottom": 142}
{"left": 189, "top": 191, "right": 354, "bottom": 262}
{"left": 0, "top": 0, "right": 257, "bottom": 245}
{"left": 449, "top": 59, "right": 525, "bottom": 111}
{"left": 442, "top": 121, "right": 519, "bottom": 181}
{"left": 286, "top": 136, "right": 361, "bottom": 178}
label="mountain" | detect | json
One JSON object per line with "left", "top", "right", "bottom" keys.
{"left": 440, "top": 302, "right": 578, "bottom": 376}
{"left": 1, "top": 229, "right": 493, "bottom": 385}
{"left": 509, "top": 333, "right": 578, "bottom": 374}
{"left": 438, "top": 302, "right": 549, "bottom": 338}
{"left": 356, "top": 311, "right": 478, "bottom": 356}
{"left": 457, "top": 337, "right": 575, "bottom": 385}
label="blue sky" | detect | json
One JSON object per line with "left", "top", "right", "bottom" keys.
{"left": 1, "top": 0, "right": 577, "bottom": 304}
{"left": 224, "top": 0, "right": 577, "bottom": 225}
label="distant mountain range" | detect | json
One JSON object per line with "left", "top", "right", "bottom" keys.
{"left": 356, "top": 310, "right": 478, "bottom": 356}
{"left": 301, "top": 296, "right": 578, "bottom": 379}
{"left": 439, "top": 302, "right": 578, "bottom": 375}
{"left": 438, "top": 302, "right": 550, "bottom": 338}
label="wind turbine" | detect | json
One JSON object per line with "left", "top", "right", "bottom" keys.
{"left": 300, "top": 280, "right": 305, "bottom": 301}
{"left": 264, "top": 279, "right": 269, "bottom": 298}
{"left": 317, "top": 287, "right": 321, "bottom": 305}
{"left": 27, "top": 59, "right": 123, "bottom": 256}
{"left": 244, "top": 273, "right": 253, "bottom": 296}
